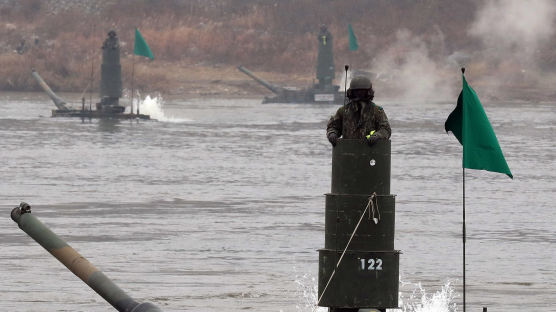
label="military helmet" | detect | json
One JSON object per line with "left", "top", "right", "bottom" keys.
{"left": 348, "top": 76, "right": 372, "bottom": 90}
{"left": 347, "top": 76, "right": 374, "bottom": 100}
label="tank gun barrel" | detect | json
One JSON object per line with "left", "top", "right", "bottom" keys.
{"left": 10, "top": 202, "right": 163, "bottom": 312}
{"left": 237, "top": 65, "right": 281, "bottom": 94}
{"left": 31, "top": 69, "right": 69, "bottom": 111}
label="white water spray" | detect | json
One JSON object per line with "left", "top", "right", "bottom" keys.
{"left": 294, "top": 273, "right": 458, "bottom": 312}
{"left": 294, "top": 273, "right": 327, "bottom": 312}
{"left": 132, "top": 95, "right": 190, "bottom": 123}
{"left": 399, "top": 281, "right": 458, "bottom": 312}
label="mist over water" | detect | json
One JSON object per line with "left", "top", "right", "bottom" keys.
{"left": 469, "top": 0, "right": 556, "bottom": 58}
{"left": 371, "top": 29, "right": 455, "bottom": 101}
{"left": 361, "top": 0, "right": 556, "bottom": 101}
{"left": 468, "top": 0, "right": 556, "bottom": 92}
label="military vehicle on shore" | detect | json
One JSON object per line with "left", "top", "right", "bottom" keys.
{"left": 33, "top": 30, "right": 150, "bottom": 120}
{"left": 238, "top": 26, "right": 344, "bottom": 104}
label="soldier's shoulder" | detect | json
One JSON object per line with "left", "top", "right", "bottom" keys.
{"left": 371, "top": 102, "right": 383, "bottom": 110}
{"left": 329, "top": 105, "right": 344, "bottom": 118}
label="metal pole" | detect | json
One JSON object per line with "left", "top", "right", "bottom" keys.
{"left": 463, "top": 167, "right": 466, "bottom": 312}
{"left": 460, "top": 67, "right": 467, "bottom": 312}
{"left": 343, "top": 65, "right": 349, "bottom": 106}
{"left": 131, "top": 54, "right": 135, "bottom": 115}
{"left": 90, "top": 24, "right": 95, "bottom": 111}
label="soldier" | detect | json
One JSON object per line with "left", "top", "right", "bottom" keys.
{"left": 316, "top": 25, "right": 335, "bottom": 88}
{"left": 327, "top": 76, "right": 391, "bottom": 147}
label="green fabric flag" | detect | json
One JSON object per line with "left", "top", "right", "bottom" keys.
{"left": 445, "top": 73, "right": 513, "bottom": 178}
{"left": 134, "top": 28, "right": 154, "bottom": 60}
{"left": 348, "top": 24, "right": 358, "bottom": 51}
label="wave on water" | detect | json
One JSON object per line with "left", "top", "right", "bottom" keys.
{"left": 294, "top": 272, "right": 458, "bottom": 312}
{"left": 133, "top": 95, "right": 191, "bottom": 123}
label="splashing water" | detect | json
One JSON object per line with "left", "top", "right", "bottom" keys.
{"left": 134, "top": 95, "right": 190, "bottom": 122}
{"left": 294, "top": 273, "right": 327, "bottom": 312}
{"left": 294, "top": 273, "right": 458, "bottom": 312}
{"left": 399, "top": 281, "right": 458, "bottom": 312}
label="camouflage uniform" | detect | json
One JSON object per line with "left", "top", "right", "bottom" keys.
{"left": 327, "top": 100, "right": 391, "bottom": 141}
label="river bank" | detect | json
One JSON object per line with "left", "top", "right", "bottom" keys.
{"left": 155, "top": 63, "right": 556, "bottom": 103}
{"left": 153, "top": 63, "right": 313, "bottom": 98}
{"left": 3, "top": 58, "right": 555, "bottom": 103}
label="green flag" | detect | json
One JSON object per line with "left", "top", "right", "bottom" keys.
{"left": 445, "top": 72, "right": 513, "bottom": 178}
{"left": 348, "top": 24, "right": 358, "bottom": 51}
{"left": 134, "top": 28, "right": 154, "bottom": 60}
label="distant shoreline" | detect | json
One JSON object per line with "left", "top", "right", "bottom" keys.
{"left": 2, "top": 62, "right": 554, "bottom": 103}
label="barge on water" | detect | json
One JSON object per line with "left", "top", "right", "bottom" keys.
{"left": 33, "top": 30, "right": 150, "bottom": 120}
{"left": 237, "top": 25, "right": 344, "bottom": 105}
{"left": 49, "top": 102, "right": 151, "bottom": 120}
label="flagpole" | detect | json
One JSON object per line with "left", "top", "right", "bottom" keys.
{"left": 131, "top": 53, "right": 135, "bottom": 116}
{"left": 133, "top": 28, "right": 154, "bottom": 117}
{"left": 445, "top": 66, "right": 513, "bottom": 312}
{"left": 463, "top": 167, "right": 466, "bottom": 312}
{"left": 460, "top": 67, "right": 467, "bottom": 312}
{"left": 460, "top": 66, "right": 467, "bottom": 312}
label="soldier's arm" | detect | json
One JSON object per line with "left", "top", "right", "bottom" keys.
{"left": 326, "top": 107, "right": 344, "bottom": 137}
{"left": 374, "top": 107, "right": 391, "bottom": 140}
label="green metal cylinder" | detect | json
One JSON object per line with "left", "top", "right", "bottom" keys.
{"left": 324, "top": 194, "right": 395, "bottom": 251}
{"left": 10, "top": 203, "right": 162, "bottom": 312}
{"left": 318, "top": 250, "right": 399, "bottom": 308}
{"left": 331, "top": 139, "right": 391, "bottom": 195}
{"left": 319, "top": 138, "right": 398, "bottom": 309}
{"left": 100, "top": 31, "right": 122, "bottom": 99}
{"left": 316, "top": 27, "right": 334, "bottom": 88}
